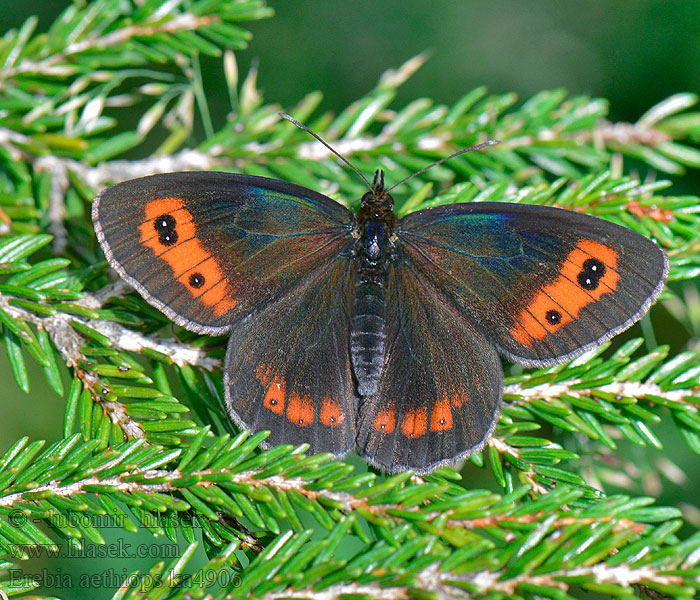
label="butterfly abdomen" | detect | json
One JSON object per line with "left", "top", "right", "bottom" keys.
{"left": 351, "top": 214, "right": 393, "bottom": 397}
{"left": 351, "top": 279, "right": 387, "bottom": 397}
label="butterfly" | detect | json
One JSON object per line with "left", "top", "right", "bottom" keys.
{"left": 92, "top": 131, "right": 668, "bottom": 474}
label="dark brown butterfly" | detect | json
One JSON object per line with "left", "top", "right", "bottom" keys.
{"left": 93, "top": 125, "right": 668, "bottom": 473}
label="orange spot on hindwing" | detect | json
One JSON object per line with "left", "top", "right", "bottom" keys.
{"left": 255, "top": 365, "right": 317, "bottom": 427}
{"left": 510, "top": 240, "right": 620, "bottom": 346}
{"left": 373, "top": 408, "right": 396, "bottom": 434}
{"left": 138, "top": 197, "right": 237, "bottom": 316}
{"left": 401, "top": 408, "right": 428, "bottom": 439}
{"left": 256, "top": 365, "right": 285, "bottom": 415}
{"left": 430, "top": 397, "right": 453, "bottom": 432}
{"left": 320, "top": 397, "right": 344, "bottom": 426}
{"left": 286, "top": 393, "right": 314, "bottom": 427}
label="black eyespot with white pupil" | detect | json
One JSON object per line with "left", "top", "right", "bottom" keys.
{"left": 546, "top": 310, "right": 562, "bottom": 325}
{"left": 577, "top": 258, "right": 605, "bottom": 290}
{"left": 154, "top": 214, "right": 178, "bottom": 246}
{"left": 188, "top": 272, "right": 205, "bottom": 289}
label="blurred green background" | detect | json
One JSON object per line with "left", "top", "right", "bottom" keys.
{"left": 1, "top": 1, "right": 699, "bottom": 598}
{"left": 5, "top": 1, "right": 700, "bottom": 129}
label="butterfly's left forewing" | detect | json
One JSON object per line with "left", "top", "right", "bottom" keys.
{"left": 397, "top": 203, "right": 668, "bottom": 366}
{"left": 93, "top": 171, "right": 355, "bottom": 335}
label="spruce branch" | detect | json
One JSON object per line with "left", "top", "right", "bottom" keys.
{"left": 2, "top": 432, "right": 699, "bottom": 600}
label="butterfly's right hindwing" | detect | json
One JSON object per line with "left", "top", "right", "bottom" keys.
{"left": 356, "top": 260, "right": 503, "bottom": 473}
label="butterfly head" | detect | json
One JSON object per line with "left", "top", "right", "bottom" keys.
{"left": 361, "top": 170, "right": 394, "bottom": 210}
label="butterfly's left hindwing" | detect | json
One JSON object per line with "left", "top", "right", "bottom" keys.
{"left": 397, "top": 203, "right": 669, "bottom": 366}
{"left": 224, "top": 253, "right": 357, "bottom": 456}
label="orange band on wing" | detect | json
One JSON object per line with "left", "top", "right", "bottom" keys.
{"left": 139, "top": 197, "right": 237, "bottom": 316}
{"left": 256, "top": 365, "right": 286, "bottom": 416}
{"left": 264, "top": 379, "right": 286, "bottom": 415}
{"left": 256, "top": 365, "right": 323, "bottom": 427}
{"left": 144, "top": 197, "right": 186, "bottom": 217}
{"left": 510, "top": 239, "right": 620, "bottom": 347}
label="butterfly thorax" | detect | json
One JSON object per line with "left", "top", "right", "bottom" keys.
{"left": 356, "top": 170, "right": 396, "bottom": 264}
{"left": 351, "top": 171, "right": 396, "bottom": 398}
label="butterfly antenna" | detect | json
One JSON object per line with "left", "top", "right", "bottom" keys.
{"left": 387, "top": 140, "right": 500, "bottom": 192}
{"left": 279, "top": 112, "right": 374, "bottom": 191}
